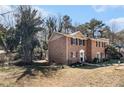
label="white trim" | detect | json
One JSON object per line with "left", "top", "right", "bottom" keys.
{"left": 79, "top": 49, "right": 85, "bottom": 62}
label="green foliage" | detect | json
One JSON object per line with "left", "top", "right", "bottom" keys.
{"left": 77, "top": 23, "right": 90, "bottom": 37}
{"left": 87, "top": 18, "right": 105, "bottom": 38}
{"left": 77, "top": 18, "right": 110, "bottom": 38}
{"left": 62, "top": 15, "right": 72, "bottom": 33}
{"left": 92, "top": 58, "right": 99, "bottom": 64}
{"left": 105, "top": 45, "right": 123, "bottom": 59}
{"left": 5, "top": 27, "right": 19, "bottom": 52}
{"left": 15, "top": 5, "right": 44, "bottom": 63}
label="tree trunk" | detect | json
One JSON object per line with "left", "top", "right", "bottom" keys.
{"left": 92, "top": 31, "right": 95, "bottom": 38}
{"left": 100, "top": 32, "right": 103, "bottom": 38}
{"left": 22, "top": 43, "right": 32, "bottom": 64}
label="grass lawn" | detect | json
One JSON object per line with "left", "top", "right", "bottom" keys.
{"left": 0, "top": 62, "right": 124, "bottom": 87}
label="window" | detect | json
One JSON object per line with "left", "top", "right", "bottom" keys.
{"left": 83, "top": 40, "right": 85, "bottom": 46}
{"left": 71, "top": 38, "right": 75, "bottom": 45}
{"left": 71, "top": 38, "right": 73, "bottom": 45}
{"left": 71, "top": 38, "right": 78, "bottom": 45}
{"left": 102, "top": 42, "right": 104, "bottom": 47}
{"left": 104, "top": 42, "right": 106, "bottom": 47}
{"left": 79, "top": 39, "right": 83, "bottom": 45}
{"left": 96, "top": 41, "right": 98, "bottom": 47}
{"left": 99, "top": 42, "right": 100, "bottom": 47}
{"left": 76, "top": 38, "right": 78, "bottom": 45}
{"left": 71, "top": 52, "right": 75, "bottom": 58}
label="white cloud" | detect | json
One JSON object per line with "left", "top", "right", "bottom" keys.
{"left": 92, "top": 6, "right": 108, "bottom": 12}
{"left": 33, "top": 6, "right": 57, "bottom": 18}
{"left": 109, "top": 17, "right": 124, "bottom": 24}
{"left": 92, "top": 6, "right": 124, "bottom": 31}
{"left": 92, "top": 5, "right": 124, "bottom": 13}
{"left": 108, "top": 17, "right": 124, "bottom": 31}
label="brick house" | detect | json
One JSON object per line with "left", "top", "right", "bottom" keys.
{"left": 48, "top": 31, "right": 109, "bottom": 65}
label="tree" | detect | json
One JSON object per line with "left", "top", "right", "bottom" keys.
{"left": 15, "top": 5, "right": 44, "bottom": 63}
{"left": 57, "top": 15, "right": 63, "bottom": 32}
{"left": 62, "top": 15, "right": 72, "bottom": 34}
{"left": 99, "top": 26, "right": 111, "bottom": 38}
{"left": 0, "top": 24, "right": 8, "bottom": 51}
{"left": 76, "top": 19, "right": 105, "bottom": 38}
{"left": 42, "top": 41, "right": 48, "bottom": 58}
{"left": 76, "top": 23, "right": 91, "bottom": 37}
{"left": 88, "top": 18, "right": 105, "bottom": 38}
{"left": 5, "top": 27, "right": 19, "bottom": 52}
{"left": 46, "top": 16, "right": 57, "bottom": 39}
{"left": 0, "top": 8, "right": 18, "bottom": 52}
{"left": 110, "top": 22, "right": 118, "bottom": 44}
{"left": 105, "top": 45, "right": 123, "bottom": 59}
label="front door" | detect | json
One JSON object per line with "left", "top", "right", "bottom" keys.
{"left": 80, "top": 49, "right": 85, "bottom": 63}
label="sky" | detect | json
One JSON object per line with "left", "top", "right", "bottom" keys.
{"left": 37, "top": 5, "right": 124, "bottom": 31}
{"left": 1, "top": 5, "right": 124, "bottom": 31}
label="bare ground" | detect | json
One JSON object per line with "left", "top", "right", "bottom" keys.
{"left": 0, "top": 65, "right": 124, "bottom": 87}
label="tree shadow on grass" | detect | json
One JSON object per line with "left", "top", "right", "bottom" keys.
{"left": 14, "top": 62, "right": 60, "bottom": 82}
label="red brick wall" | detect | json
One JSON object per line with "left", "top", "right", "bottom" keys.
{"left": 48, "top": 34, "right": 109, "bottom": 65}
{"left": 86, "top": 39, "right": 92, "bottom": 61}
{"left": 90, "top": 39, "right": 106, "bottom": 61}
{"left": 67, "top": 37, "right": 87, "bottom": 64}
{"left": 48, "top": 36, "right": 67, "bottom": 65}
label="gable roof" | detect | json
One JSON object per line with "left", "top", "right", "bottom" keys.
{"left": 48, "top": 32, "right": 71, "bottom": 41}
{"left": 69, "top": 31, "right": 86, "bottom": 39}
{"left": 49, "top": 31, "right": 87, "bottom": 42}
{"left": 49, "top": 31, "right": 109, "bottom": 44}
